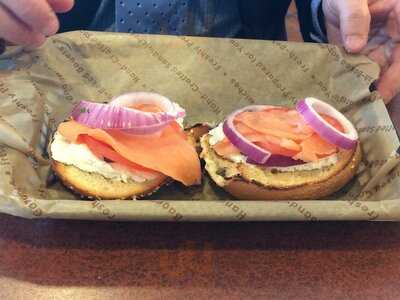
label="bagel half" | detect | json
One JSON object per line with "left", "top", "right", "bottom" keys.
{"left": 49, "top": 125, "right": 205, "bottom": 200}
{"left": 200, "top": 134, "right": 362, "bottom": 200}
{"left": 51, "top": 160, "right": 169, "bottom": 200}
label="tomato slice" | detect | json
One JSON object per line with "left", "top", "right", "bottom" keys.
{"left": 79, "top": 135, "right": 160, "bottom": 175}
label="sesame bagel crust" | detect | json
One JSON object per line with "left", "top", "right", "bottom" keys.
{"left": 200, "top": 134, "right": 361, "bottom": 200}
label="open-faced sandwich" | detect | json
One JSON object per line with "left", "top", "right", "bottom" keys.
{"left": 49, "top": 92, "right": 201, "bottom": 199}
{"left": 200, "top": 97, "right": 361, "bottom": 200}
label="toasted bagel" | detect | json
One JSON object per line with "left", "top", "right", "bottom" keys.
{"left": 49, "top": 125, "right": 206, "bottom": 200}
{"left": 200, "top": 134, "right": 361, "bottom": 200}
{"left": 51, "top": 160, "right": 169, "bottom": 200}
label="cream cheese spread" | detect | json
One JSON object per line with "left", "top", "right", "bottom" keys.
{"left": 51, "top": 133, "right": 148, "bottom": 183}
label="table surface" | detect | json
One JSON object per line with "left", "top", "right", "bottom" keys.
{"left": 1, "top": 217, "right": 400, "bottom": 300}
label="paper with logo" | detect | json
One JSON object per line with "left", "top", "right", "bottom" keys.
{"left": 0, "top": 31, "right": 399, "bottom": 221}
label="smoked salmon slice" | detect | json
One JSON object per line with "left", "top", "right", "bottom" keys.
{"left": 235, "top": 110, "right": 313, "bottom": 141}
{"left": 293, "top": 134, "right": 338, "bottom": 162}
{"left": 213, "top": 108, "right": 344, "bottom": 163}
{"left": 58, "top": 120, "right": 201, "bottom": 186}
{"left": 80, "top": 135, "right": 163, "bottom": 180}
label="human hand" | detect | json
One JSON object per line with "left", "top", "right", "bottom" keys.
{"left": 0, "top": 0, "right": 74, "bottom": 47}
{"left": 323, "top": 0, "right": 400, "bottom": 104}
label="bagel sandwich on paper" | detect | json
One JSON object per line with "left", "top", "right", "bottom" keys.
{"left": 200, "top": 97, "right": 361, "bottom": 200}
{"left": 49, "top": 92, "right": 201, "bottom": 200}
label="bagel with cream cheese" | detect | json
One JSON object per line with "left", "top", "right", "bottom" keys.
{"left": 200, "top": 98, "right": 361, "bottom": 200}
{"left": 49, "top": 92, "right": 202, "bottom": 200}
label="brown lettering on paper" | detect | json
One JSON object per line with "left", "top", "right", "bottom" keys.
{"left": 273, "top": 41, "right": 373, "bottom": 102}
{"left": 315, "top": 43, "right": 374, "bottom": 84}
{"left": 362, "top": 158, "right": 392, "bottom": 169}
{"left": 343, "top": 170, "right": 400, "bottom": 219}
{"left": 9, "top": 167, "right": 42, "bottom": 217}
{"left": 272, "top": 41, "right": 310, "bottom": 73}
{"left": 24, "top": 73, "right": 57, "bottom": 132}
{"left": 79, "top": 32, "right": 141, "bottom": 86}
{"left": 152, "top": 200, "right": 183, "bottom": 221}
{"left": 224, "top": 201, "right": 247, "bottom": 221}
{"left": 0, "top": 80, "right": 9, "bottom": 93}
{"left": 133, "top": 35, "right": 223, "bottom": 116}
{"left": 358, "top": 124, "right": 395, "bottom": 134}
{"left": 52, "top": 39, "right": 113, "bottom": 100}
{"left": 287, "top": 201, "right": 319, "bottom": 221}
{"left": 345, "top": 197, "right": 380, "bottom": 220}
{"left": 0, "top": 113, "right": 35, "bottom": 157}
{"left": 92, "top": 200, "right": 116, "bottom": 219}
{"left": 179, "top": 36, "right": 223, "bottom": 72}
{"left": 0, "top": 146, "right": 11, "bottom": 167}
{"left": 229, "top": 39, "right": 297, "bottom": 104}
{"left": 230, "top": 78, "right": 255, "bottom": 104}
{"left": 40, "top": 62, "right": 77, "bottom": 105}
{"left": 368, "top": 169, "right": 400, "bottom": 199}
{"left": 0, "top": 81, "right": 39, "bottom": 122}
{"left": 309, "top": 74, "right": 352, "bottom": 105}
{"left": 272, "top": 40, "right": 353, "bottom": 106}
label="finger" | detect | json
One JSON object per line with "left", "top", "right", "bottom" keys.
{"left": 336, "top": 0, "right": 371, "bottom": 53}
{"left": 377, "top": 46, "right": 400, "bottom": 103}
{"left": 0, "top": 4, "right": 45, "bottom": 47}
{"left": 388, "top": 93, "right": 400, "bottom": 125}
{"left": 369, "top": 0, "right": 396, "bottom": 24}
{"left": 1, "top": 0, "right": 59, "bottom": 36}
{"left": 368, "top": 45, "right": 389, "bottom": 69}
{"left": 386, "top": 11, "right": 400, "bottom": 40}
{"left": 325, "top": 22, "right": 342, "bottom": 45}
{"left": 47, "top": 0, "right": 74, "bottom": 13}
{"left": 363, "top": 34, "right": 390, "bottom": 54}
{"left": 396, "top": 1, "right": 400, "bottom": 34}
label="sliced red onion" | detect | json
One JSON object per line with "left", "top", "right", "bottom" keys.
{"left": 247, "top": 155, "right": 305, "bottom": 167}
{"left": 296, "top": 97, "right": 358, "bottom": 149}
{"left": 110, "top": 92, "right": 185, "bottom": 119}
{"left": 71, "top": 92, "right": 185, "bottom": 135}
{"left": 223, "top": 105, "right": 275, "bottom": 164}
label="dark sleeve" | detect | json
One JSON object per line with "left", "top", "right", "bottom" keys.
{"left": 295, "top": 0, "right": 327, "bottom": 42}
{"left": 57, "top": 0, "right": 102, "bottom": 32}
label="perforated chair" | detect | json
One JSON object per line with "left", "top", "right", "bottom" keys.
{"left": 116, "top": 0, "right": 190, "bottom": 34}
{"left": 115, "top": 0, "right": 246, "bottom": 37}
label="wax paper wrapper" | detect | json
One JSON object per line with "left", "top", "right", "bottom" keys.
{"left": 0, "top": 31, "right": 399, "bottom": 221}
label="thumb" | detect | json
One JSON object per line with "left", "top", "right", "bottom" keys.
{"left": 336, "top": 0, "right": 371, "bottom": 53}
{"left": 47, "top": 0, "right": 75, "bottom": 13}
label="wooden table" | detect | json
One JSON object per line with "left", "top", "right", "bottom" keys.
{"left": 0, "top": 216, "right": 400, "bottom": 300}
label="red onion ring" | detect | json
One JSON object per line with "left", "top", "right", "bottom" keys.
{"left": 223, "top": 105, "right": 274, "bottom": 164}
{"left": 296, "top": 97, "right": 358, "bottom": 149}
{"left": 110, "top": 92, "right": 185, "bottom": 119}
{"left": 71, "top": 92, "right": 185, "bottom": 135}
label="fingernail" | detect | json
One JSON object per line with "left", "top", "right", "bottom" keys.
{"left": 345, "top": 36, "right": 366, "bottom": 53}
